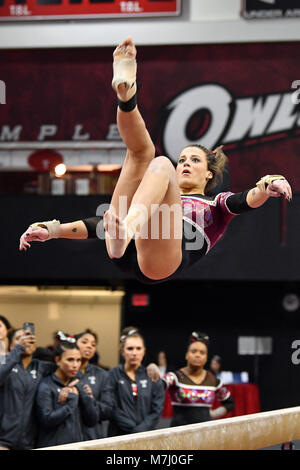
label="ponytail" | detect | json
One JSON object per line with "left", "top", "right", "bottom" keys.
{"left": 213, "top": 145, "right": 228, "bottom": 172}
{"left": 206, "top": 145, "right": 228, "bottom": 194}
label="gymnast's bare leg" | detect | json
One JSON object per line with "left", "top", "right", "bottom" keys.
{"left": 104, "top": 37, "right": 156, "bottom": 258}
{"left": 105, "top": 38, "right": 183, "bottom": 280}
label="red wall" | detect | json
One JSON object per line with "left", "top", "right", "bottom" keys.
{"left": 1, "top": 42, "right": 300, "bottom": 192}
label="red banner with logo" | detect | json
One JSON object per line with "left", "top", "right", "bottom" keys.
{"left": 0, "top": 0, "right": 180, "bottom": 21}
{"left": 0, "top": 42, "right": 300, "bottom": 192}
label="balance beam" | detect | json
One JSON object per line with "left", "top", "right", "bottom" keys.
{"left": 40, "top": 406, "right": 300, "bottom": 450}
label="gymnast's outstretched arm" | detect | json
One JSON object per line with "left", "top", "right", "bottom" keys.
{"left": 19, "top": 220, "right": 88, "bottom": 251}
{"left": 19, "top": 215, "right": 106, "bottom": 250}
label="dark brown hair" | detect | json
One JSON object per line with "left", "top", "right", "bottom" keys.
{"left": 53, "top": 341, "right": 80, "bottom": 359}
{"left": 8, "top": 328, "right": 23, "bottom": 347}
{"left": 0, "top": 315, "right": 13, "bottom": 336}
{"left": 75, "top": 328, "right": 98, "bottom": 344}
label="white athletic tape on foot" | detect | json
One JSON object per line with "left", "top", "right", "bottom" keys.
{"left": 112, "top": 59, "right": 137, "bottom": 91}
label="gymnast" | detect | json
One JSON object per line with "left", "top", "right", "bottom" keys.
{"left": 150, "top": 331, "right": 234, "bottom": 426}
{"left": 19, "top": 37, "right": 292, "bottom": 285}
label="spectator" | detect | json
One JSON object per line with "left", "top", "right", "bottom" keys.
{"left": 154, "top": 350, "right": 174, "bottom": 421}
{"left": 150, "top": 331, "right": 234, "bottom": 427}
{"left": 35, "top": 335, "right": 98, "bottom": 448}
{"left": 107, "top": 326, "right": 165, "bottom": 437}
{"left": 75, "top": 329, "right": 112, "bottom": 440}
{"left": 209, "top": 354, "right": 249, "bottom": 384}
{"left": 0, "top": 315, "right": 13, "bottom": 355}
{"left": 0, "top": 328, "right": 55, "bottom": 450}
{"left": 157, "top": 350, "right": 168, "bottom": 377}
{"left": 79, "top": 329, "right": 110, "bottom": 370}
{"left": 209, "top": 355, "right": 222, "bottom": 378}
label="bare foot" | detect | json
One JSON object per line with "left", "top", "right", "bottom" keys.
{"left": 104, "top": 210, "right": 129, "bottom": 259}
{"left": 112, "top": 36, "right": 137, "bottom": 102}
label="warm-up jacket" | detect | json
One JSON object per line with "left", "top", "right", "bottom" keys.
{"left": 76, "top": 363, "right": 113, "bottom": 440}
{"left": 0, "top": 344, "right": 55, "bottom": 450}
{"left": 107, "top": 364, "right": 165, "bottom": 437}
{"left": 35, "top": 373, "right": 99, "bottom": 448}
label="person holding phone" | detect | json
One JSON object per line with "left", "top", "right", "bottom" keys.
{"left": 35, "top": 334, "right": 98, "bottom": 448}
{"left": 0, "top": 325, "right": 56, "bottom": 450}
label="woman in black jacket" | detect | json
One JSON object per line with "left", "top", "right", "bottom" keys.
{"left": 0, "top": 328, "right": 55, "bottom": 450}
{"left": 107, "top": 326, "right": 165, "bottom": 437}
{"left": 75, "top": 329, "right": 112, "bottom": 440}
{"left": 35, "top": 337, "right": 98, "bottom": 448}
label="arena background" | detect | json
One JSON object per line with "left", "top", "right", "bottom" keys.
{"left": 1, "top": 3, "right": 300, "bottom": 421}
{"left": 1, "top": 41, "right": 299, "bottom": 192}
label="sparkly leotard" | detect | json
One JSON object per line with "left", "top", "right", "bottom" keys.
{"left": 164, "top": 369, "right": 234, "bottom": 426}
{"left": 181, "top": 192, "right": 241, "bottom": 254}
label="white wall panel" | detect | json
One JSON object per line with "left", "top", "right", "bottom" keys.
{"left": 190, "top": 0, "right": 241, "bottom": 21}
{"left": 0, "top": 1, "right": 299, "bottom": 49}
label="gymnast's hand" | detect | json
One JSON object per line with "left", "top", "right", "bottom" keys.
{"left": 19, "top": 225, "right": 49, "bottom": 251}
{"left": 266, "top": 178, "right": 292, "bottom": 200}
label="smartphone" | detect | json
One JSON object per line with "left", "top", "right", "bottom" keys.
{"left": 23, "top": 322, "right": 35, "bottom": 335}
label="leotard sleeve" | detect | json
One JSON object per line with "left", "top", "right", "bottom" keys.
{"left": 219, "top": 191, "right": 255, "bottom": 215}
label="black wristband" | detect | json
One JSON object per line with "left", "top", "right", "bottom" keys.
{"left": 117, "top": 92, "right": 137, "bottom": 112}
{"left": 82, "top": 217, "right": 102, "bottom": 239}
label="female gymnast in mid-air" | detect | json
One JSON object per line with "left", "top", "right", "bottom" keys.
{"left": 19, "top": 37, "right": 292, "bottom": 285}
